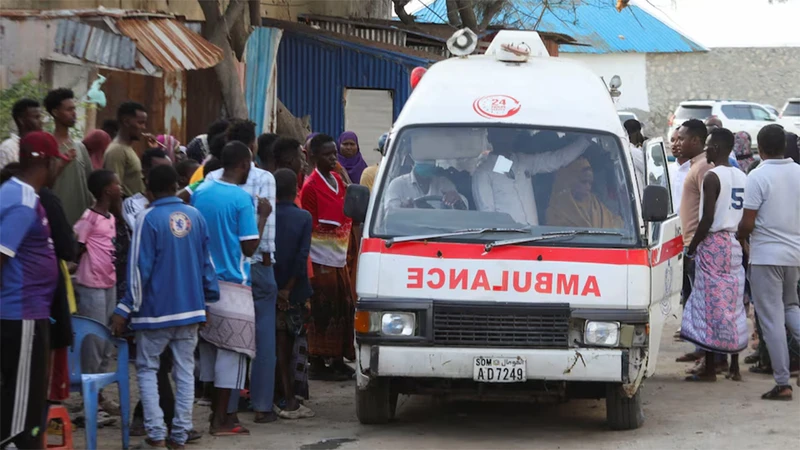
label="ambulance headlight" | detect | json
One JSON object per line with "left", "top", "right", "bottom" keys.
{"left": 381, "top": 312, "right": 416, "bottom": 336}
{"left": 584, "top": 321, "right": 620, "bottom": 347}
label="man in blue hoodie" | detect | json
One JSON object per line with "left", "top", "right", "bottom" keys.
{"left": 111, "top": 165, "right": 219, "bottom": 449}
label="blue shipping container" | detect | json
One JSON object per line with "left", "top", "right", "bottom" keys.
{"left": 276, "top": 30, "right": 437, "bottom": 139}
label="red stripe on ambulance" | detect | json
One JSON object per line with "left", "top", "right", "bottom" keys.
{"left": 361, "top": 237, "right": 683, "bottom": 267}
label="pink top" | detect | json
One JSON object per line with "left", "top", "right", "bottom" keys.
{"left": 74, "top": 209, "right": 117, "bottom": 289}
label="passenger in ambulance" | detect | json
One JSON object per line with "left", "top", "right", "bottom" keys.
{"left": 545, "top": 157, "right": 623, "bottom": 229}
{"left": 384, "top": 158, "right": 468, "bottom": 211}
{"left": 471, "top": 128, "right": 591, "bottom": 226}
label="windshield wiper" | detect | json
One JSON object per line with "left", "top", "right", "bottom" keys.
{"left": 484, "top": 230, "right": 624, "bottom": 252}
{"left": 384, "top": 227, "right": 529, "bottom": 248}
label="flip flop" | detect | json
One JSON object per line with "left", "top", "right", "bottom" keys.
{"left": 684, "top": 374, "right": 716, "bottom": 382}
{"left": 277, "top": 404, "right": 316, "bottom": 420}
{"left": 209, "top": 425, "right": 250, "bottom": 436}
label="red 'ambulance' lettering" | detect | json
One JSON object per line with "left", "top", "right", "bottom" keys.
{"left": 406, "top": 268, "right": 602, "bottom": 297}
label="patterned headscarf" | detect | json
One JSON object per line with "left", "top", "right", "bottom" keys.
{"left": 732, "top": 131, "right": 755, "bottom": 173}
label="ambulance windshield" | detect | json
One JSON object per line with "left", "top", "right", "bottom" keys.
{"left": 371, "top": 126, "right": 638, "bottom": 246}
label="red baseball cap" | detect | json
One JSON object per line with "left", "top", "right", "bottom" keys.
{"left": 19, "top": 131, "right": 70, "bottom": 162}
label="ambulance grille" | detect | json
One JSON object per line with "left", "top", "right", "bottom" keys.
{"left": 432, "top": 304, "right": 570, "bottom": 348}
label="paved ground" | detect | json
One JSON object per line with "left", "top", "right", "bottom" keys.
{"left": 78, "top": 314, "right": 798, "bottom": 450}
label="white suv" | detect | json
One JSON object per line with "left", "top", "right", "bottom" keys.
{"left": 667, "top": 100, "right": 778, "bottom": 147}
{"left": 779, "top": 98, "right": 800, "bottom": 133}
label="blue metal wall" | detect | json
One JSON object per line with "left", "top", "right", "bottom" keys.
{"left": 276, "top": 31, "right": 434, "bottom": 139}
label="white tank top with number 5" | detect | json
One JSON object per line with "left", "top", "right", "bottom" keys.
{"left": 700, "top": 165, "right": 748, "bottom": 233}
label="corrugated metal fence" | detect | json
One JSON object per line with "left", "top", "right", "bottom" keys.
{"left": 276, "top": 31, "right": 434, "bottom": 138}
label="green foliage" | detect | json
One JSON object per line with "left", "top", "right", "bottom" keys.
{"left": 0, "top": 74, "right": 50, "bottom": 140}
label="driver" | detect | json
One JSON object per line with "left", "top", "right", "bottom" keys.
{"left": 384, "top": 159, "right": 467, "bottom": 210}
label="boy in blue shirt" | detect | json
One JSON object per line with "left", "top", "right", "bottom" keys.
{"left": 191, "top": 141, "right": 268, "bottom": 436}
{"left": 273, "top": 168, "right": 315, "bottom": 419}
{"left": 111, "top": 165, "right": 219, "bottom": 448}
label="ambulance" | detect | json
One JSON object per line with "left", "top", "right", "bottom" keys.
{"left": 343, "top": 29, "right": 682, "bottom": 430}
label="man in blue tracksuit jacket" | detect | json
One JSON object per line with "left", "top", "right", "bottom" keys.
{"left": 111, "top": 165, "right": 219, "bottom": 448}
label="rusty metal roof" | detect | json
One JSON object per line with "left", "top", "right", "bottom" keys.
{"left": 114, "top": 19, "right": 222, "bottom": 72}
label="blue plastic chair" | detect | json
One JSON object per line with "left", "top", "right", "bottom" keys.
{"left": 68, "top": 316, "right": 130, "bottom": 450}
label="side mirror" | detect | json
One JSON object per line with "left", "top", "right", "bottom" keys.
{"left": 768, "top": 113, "right": 778, "bottom": 121}
{"left": 344, "top": 184, "right": 370, "bottom": 224}
{"left": 642, "top": 185, "right": 670, "bottom": 222}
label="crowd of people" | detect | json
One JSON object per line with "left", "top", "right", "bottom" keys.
{"left": 0, "top": 89, "right": 380, "bottom": 449}
{"left": 628, "top": 116, "right": 800, "bottom": 400}
{"left": 1, "top": 86, "right": 799, "bottom": 449}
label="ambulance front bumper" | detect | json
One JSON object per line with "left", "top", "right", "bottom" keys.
{"left": 360, "top": 345, "right": 626, "bottom": 382}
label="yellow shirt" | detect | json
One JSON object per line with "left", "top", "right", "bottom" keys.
{"left": 189, "top": 165, "right": 205, "bottom": 185}
{"left": 360, "top": 163, "right": 380, "bottom": 192}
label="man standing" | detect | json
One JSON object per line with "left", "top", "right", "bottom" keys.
{"left": 737, "top": 124, "right": 800, "bottom": 400}
{"left": 675, "top": 119, "right": 725, "bottom": 370}
{"left": 0, "top": 99, "right": 43, "bottom": 170}
{"left": 668, "top": 127, "right": 689, "bottom": 212}
{"left": 202, "top": 120, "right": 278, "bottom": 424}
{"left": 704, "top": 116, "right": 742, "bottom": 170}
{"left": 192, "top": 141, "right": 269, "bottom": 436}
{"left": 44, "top": 88, "right": 93, "bottom": 225}
{"left": 105, "top": 102, "right": 148, "bottom": 198}
{"left": 0, "top": 132, "right": 69, "bottom": 448}
{"left": 111, "top": 165, "right": 219, "bottom": 448}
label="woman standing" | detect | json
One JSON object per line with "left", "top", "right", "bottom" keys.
{"left": 300, "top": 134, "right": 355, "bottom": 381}
{"left": 337, "top": 131, "right": 368, "bottom": 184}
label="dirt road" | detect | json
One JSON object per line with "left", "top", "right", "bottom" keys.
{"left": 84, "top": 314, "right": 798, "bottom": 449}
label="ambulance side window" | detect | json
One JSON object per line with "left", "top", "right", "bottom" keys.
{"left": 645, "top": 139, "right": 673, "bottom": 215}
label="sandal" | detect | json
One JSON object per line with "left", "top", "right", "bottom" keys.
{"left": 253, "top": 411, "right": 278, "bottom": 424}
{"left": 209, "top": 424, "right": 250, "bottom": 436}
{"left": 743, "top": 353, "right": 759, "bottom": 365}
{"left": 277, "top": 404, "right": 316, "bottom": 420}
{"left": 761, "top": 385, "right": 793, "bottom": 401}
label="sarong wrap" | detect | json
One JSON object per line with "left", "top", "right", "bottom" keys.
{"left": 680, "top": 231, "right": 748, "bottom": 354}
{"left": 199, "top": 281, "right": 256, "bottom": 358}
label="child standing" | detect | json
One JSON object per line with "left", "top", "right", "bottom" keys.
{"left": 273, "top": 168, "right": 315, "bottom": 419}
{"left": 74, "top": 169, "right": 122, "bottom": 415}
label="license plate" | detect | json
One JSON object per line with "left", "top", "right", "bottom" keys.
{"left": 473, "top": 356, "right": 526, "bottom": 383}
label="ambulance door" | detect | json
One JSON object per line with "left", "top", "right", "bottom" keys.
{"left": 643, "top": 138, "right": 683, "bottom": 375}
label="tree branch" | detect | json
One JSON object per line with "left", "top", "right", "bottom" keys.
{"left": 392, "top": 0, "right": 416, "bottom": 26}
{"left": 478, "top": 0, "right": 505, "bottom": 30}
{"left": 456, "top": 0, "right": 479, "bottom": 32}
{"left": 445, "top": 0, "right": 461, "bottom": 27}
{"left": 248, "top": 0, "right": 261, "bottom": 27}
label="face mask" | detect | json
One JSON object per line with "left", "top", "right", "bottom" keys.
{"left": 413, "top": 163, "right": 438, "bottom": 178}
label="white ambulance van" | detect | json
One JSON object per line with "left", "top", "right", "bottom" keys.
{"left": 344, "top": 30, "right": 682, "bottom": 430}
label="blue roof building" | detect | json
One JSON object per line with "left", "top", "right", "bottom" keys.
{"left": 411, "top": 0, "right": 706, "bottom": 54}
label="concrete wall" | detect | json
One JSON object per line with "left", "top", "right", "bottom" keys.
{"left": 644, "top": 47, "right": 800, "bottom": 138}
